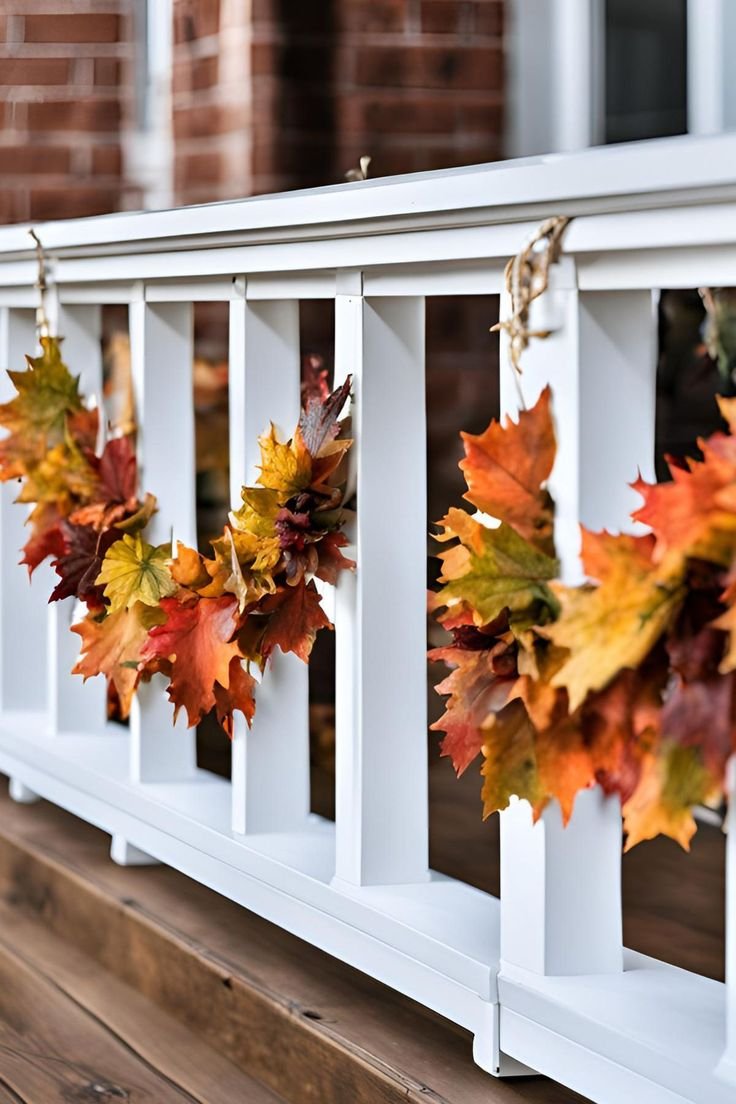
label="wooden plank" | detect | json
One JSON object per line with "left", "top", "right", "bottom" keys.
{"left": 0, "top": 785, "right": 585, "bottom": 1104}
{"left": 0, "top": 900, "right": 284, "bottom": 1104}
{"left": 0, "top": 927, "right": 202, "bottom": 1103}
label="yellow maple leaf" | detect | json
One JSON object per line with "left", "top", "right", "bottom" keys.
{"left": 97, "top": 533, "right": 176, "bottom": 613}
{"left": 622, "top": 743, "right": 718, "bottom": 851}
{"left": 544, "top": 533, "right": 684, "bottom": 711}
{"left": 257, "top": 424, "right": 312, "bottom": 500}
{"left": 481, "top": 700, "right": 543, "bottom": 818}
{"left": 230, "top": 486, "right": 280, "bottom": 537}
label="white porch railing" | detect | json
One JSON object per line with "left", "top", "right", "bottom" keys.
{"left": 0, "top": 133, "right": 735, "bottom": 1103}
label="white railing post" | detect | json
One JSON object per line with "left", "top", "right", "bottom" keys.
{"left": 499, "top": 276, "right": 658, "bottom": 977}
{"left": 128, "top": 296, "right": 197, "bottom": 782}
{"left": 0, "top": 308, "right": 48, "bottom": 716}
{"left": 228, "top": 290, "right": 310, "bottom": 834}
{"left": 333, "top": 289, "right": 429, "bottom": 887}
{"left": 717, "top": 757, "right": 736, "bottom": 1085}
{"left": 48, "top": 304, "right": 107, "bottom": 735}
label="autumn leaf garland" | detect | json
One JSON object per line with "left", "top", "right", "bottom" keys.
{"left": 0, "top": 335, "right": 354, "bottom": 734}
{"left": 431, "top": 386, "right": 736, "bottom": 850}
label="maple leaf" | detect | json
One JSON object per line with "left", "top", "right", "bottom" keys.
{"left": 258, "top": 579, "right": 331, "bottom": 662}
{"left": 430, "top": 641, "right": 517, "bottom": 775}
{"left": 171, "top": 543, "right": 211, "bottom": 589}
{"left": 582, "top": 663, "right": 665, "bottom": 804}
{"left": 481, "top": 700, "right": 543, "bottom": 817}
{"left": 435, "top": 510, "right": 559, "bottom": 628}
{"left": 141, "top": 595, "right": 242, "bottom": 727}
{"left": 50, "top": 521, "right": 120, "bottom": 607}
{"left": 230, "top": 486, "right": 280, "bottom": 538}
{"left": 97, "top": 533, "right": 176, "bottom": 613}
{"left": 213, "top": 656, "right": 257, "bottom": 737}
{"left": 632, "top": 431, "right": 736, "bottom": 566}
{"left": 72, "top": 602, "right": 164, "bottom": 719}
{"left": 315, "top": 530, "right": 355, "bottom": 584}
{"left": 257, "top": 424, "right": 312, "bottom": 500}
{"left": 70, "top": 436, "right": 138, "bottom": 530}
{"left": 460, "top": 386, "right": 556, "bottom": 553}
{"left": 660, "top": 673, "right": 734, "bottom": 777}
{"left": 544, "top": 531, "right": 684, "bottom": 711}
{"left": 298, "top": 376, "right": 351, "bottom": 457}
{"left": 622, "top": 743, "right": 719, "bottom": 850}
{"left": 20, "top": 511, "right": 67, "bottom": 574}
{"left": 0, "top": 336, "right": 84, "bottom": 478}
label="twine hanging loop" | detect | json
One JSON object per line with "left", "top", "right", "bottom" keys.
{"left": 491, "top": 215, "right": 571, "bottom": 379}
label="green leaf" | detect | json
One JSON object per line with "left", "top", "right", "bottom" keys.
{"left": 440, "top": 521, "right": 559, "bottom": 626}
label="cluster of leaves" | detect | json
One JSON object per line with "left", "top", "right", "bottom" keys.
{"left": 431, "top": 386, "right": 736, "bottom": 849}
{"left": 0, "top": 337, "right": 353, "bottom": 733}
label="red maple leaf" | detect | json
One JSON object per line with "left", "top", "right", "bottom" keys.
{"left": 258, "top": 579, "right": 331, "bottom": 662}
{"left": 213, "top": 656, "right": 257, "bottom": 737}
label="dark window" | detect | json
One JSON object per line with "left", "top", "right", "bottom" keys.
{"left": 605, "top": 0, "right": 688, "bottom": 143}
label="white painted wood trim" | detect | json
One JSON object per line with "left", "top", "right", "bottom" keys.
{"left": 0, "top": 308, "right": 47, "bottom": 715}
{"left": 128, "top": 299, "right": 196, "bottom": 782}
{"left": 333, "top": 295, "right": 429, "bottom": 888}
{"left": 228, "top": 295, "right": 311, "bottom": 835}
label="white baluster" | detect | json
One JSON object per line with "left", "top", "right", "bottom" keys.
{"left": 717, "top": 757, "right": 736, "bottom": 1085}
{"left": 47, "top": 304, "right": 107, "bottom": 735}
{"left": 499, "top": 275, "right": 658, "bottom": 977}
{"left": 128, "top": 298, "right": 196, "bottom": 783}
{"left": 0, "top": 308, "right": 48, "bottom": 716}
{"left": 229, "top": 292, "right": 310, "bottom": 834}
{"left": 333, "top": 292, "right": 429, "bottom": 887}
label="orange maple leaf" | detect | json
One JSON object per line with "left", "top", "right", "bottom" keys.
{"left": 141, "top": 595, "right": 243, "bottom": 727}
{"left": 72, "top": 602, "right": 164, "bottom": 719}
{"left": 460, "top": 386, "right": 555, "bottom": 553}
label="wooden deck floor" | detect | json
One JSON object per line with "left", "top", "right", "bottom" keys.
{"left": 0, "top": 754, "right": 725, "bottom": 1104}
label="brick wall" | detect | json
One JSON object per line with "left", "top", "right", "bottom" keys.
{"left": 0, "top": 1, "right": 139, "bottom": 224}
{"left": 172, "top": 0, "right": 252, "bottom": 205}
{"left": 171, "top": 0, "right": 504, "bottom": 200}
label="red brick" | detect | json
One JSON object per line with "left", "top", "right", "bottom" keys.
{"left": 251, "top": 0, "right": 277, "bottom": 26}
{"left": 339, "top": 0, "right": 408, "bottom": 34}
{"left": 0, "top": 58, "right": 69, "bottom": 85}
{"left": 457, "top": 99, "right": 503, "bottom": 135}
{"left": 173, "top": 102, "right": 247, "bottom": 140}
{"left": 351, "top": 96, "right": 457, "bottom": 135}
{"left": 174, "top": 54, "right": 218, "bottom": 94}
{"left": 29, "top": 186, "right": 122, "bottom": 220}
{"left": 23, "top": 14, "right": 121, "bottom": 44}
{"left": 473, "top": 0, "right": 503, "bottom": 36}
{"left": 28, "top": 99, "right": 121, "bottom": 133}
{"left": 94, "top": 58, "right": 122, "bottom": 86}
{"left": 356, "top": 45, "right": 503, "bottom": 91}
{"left": 92, "top": 144, "right": 122, "bottom": 176}
{"left": 420, "top": 1, "right": 473, "bottom": 35}
{"left": 176, "top": 150, "right": 223, "bottom": 184}
{"left": 0, "top": 145, "right": 71, "bottom": 174}
{"left": 174, "top": 0, "right": 220, "bottom": 43}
